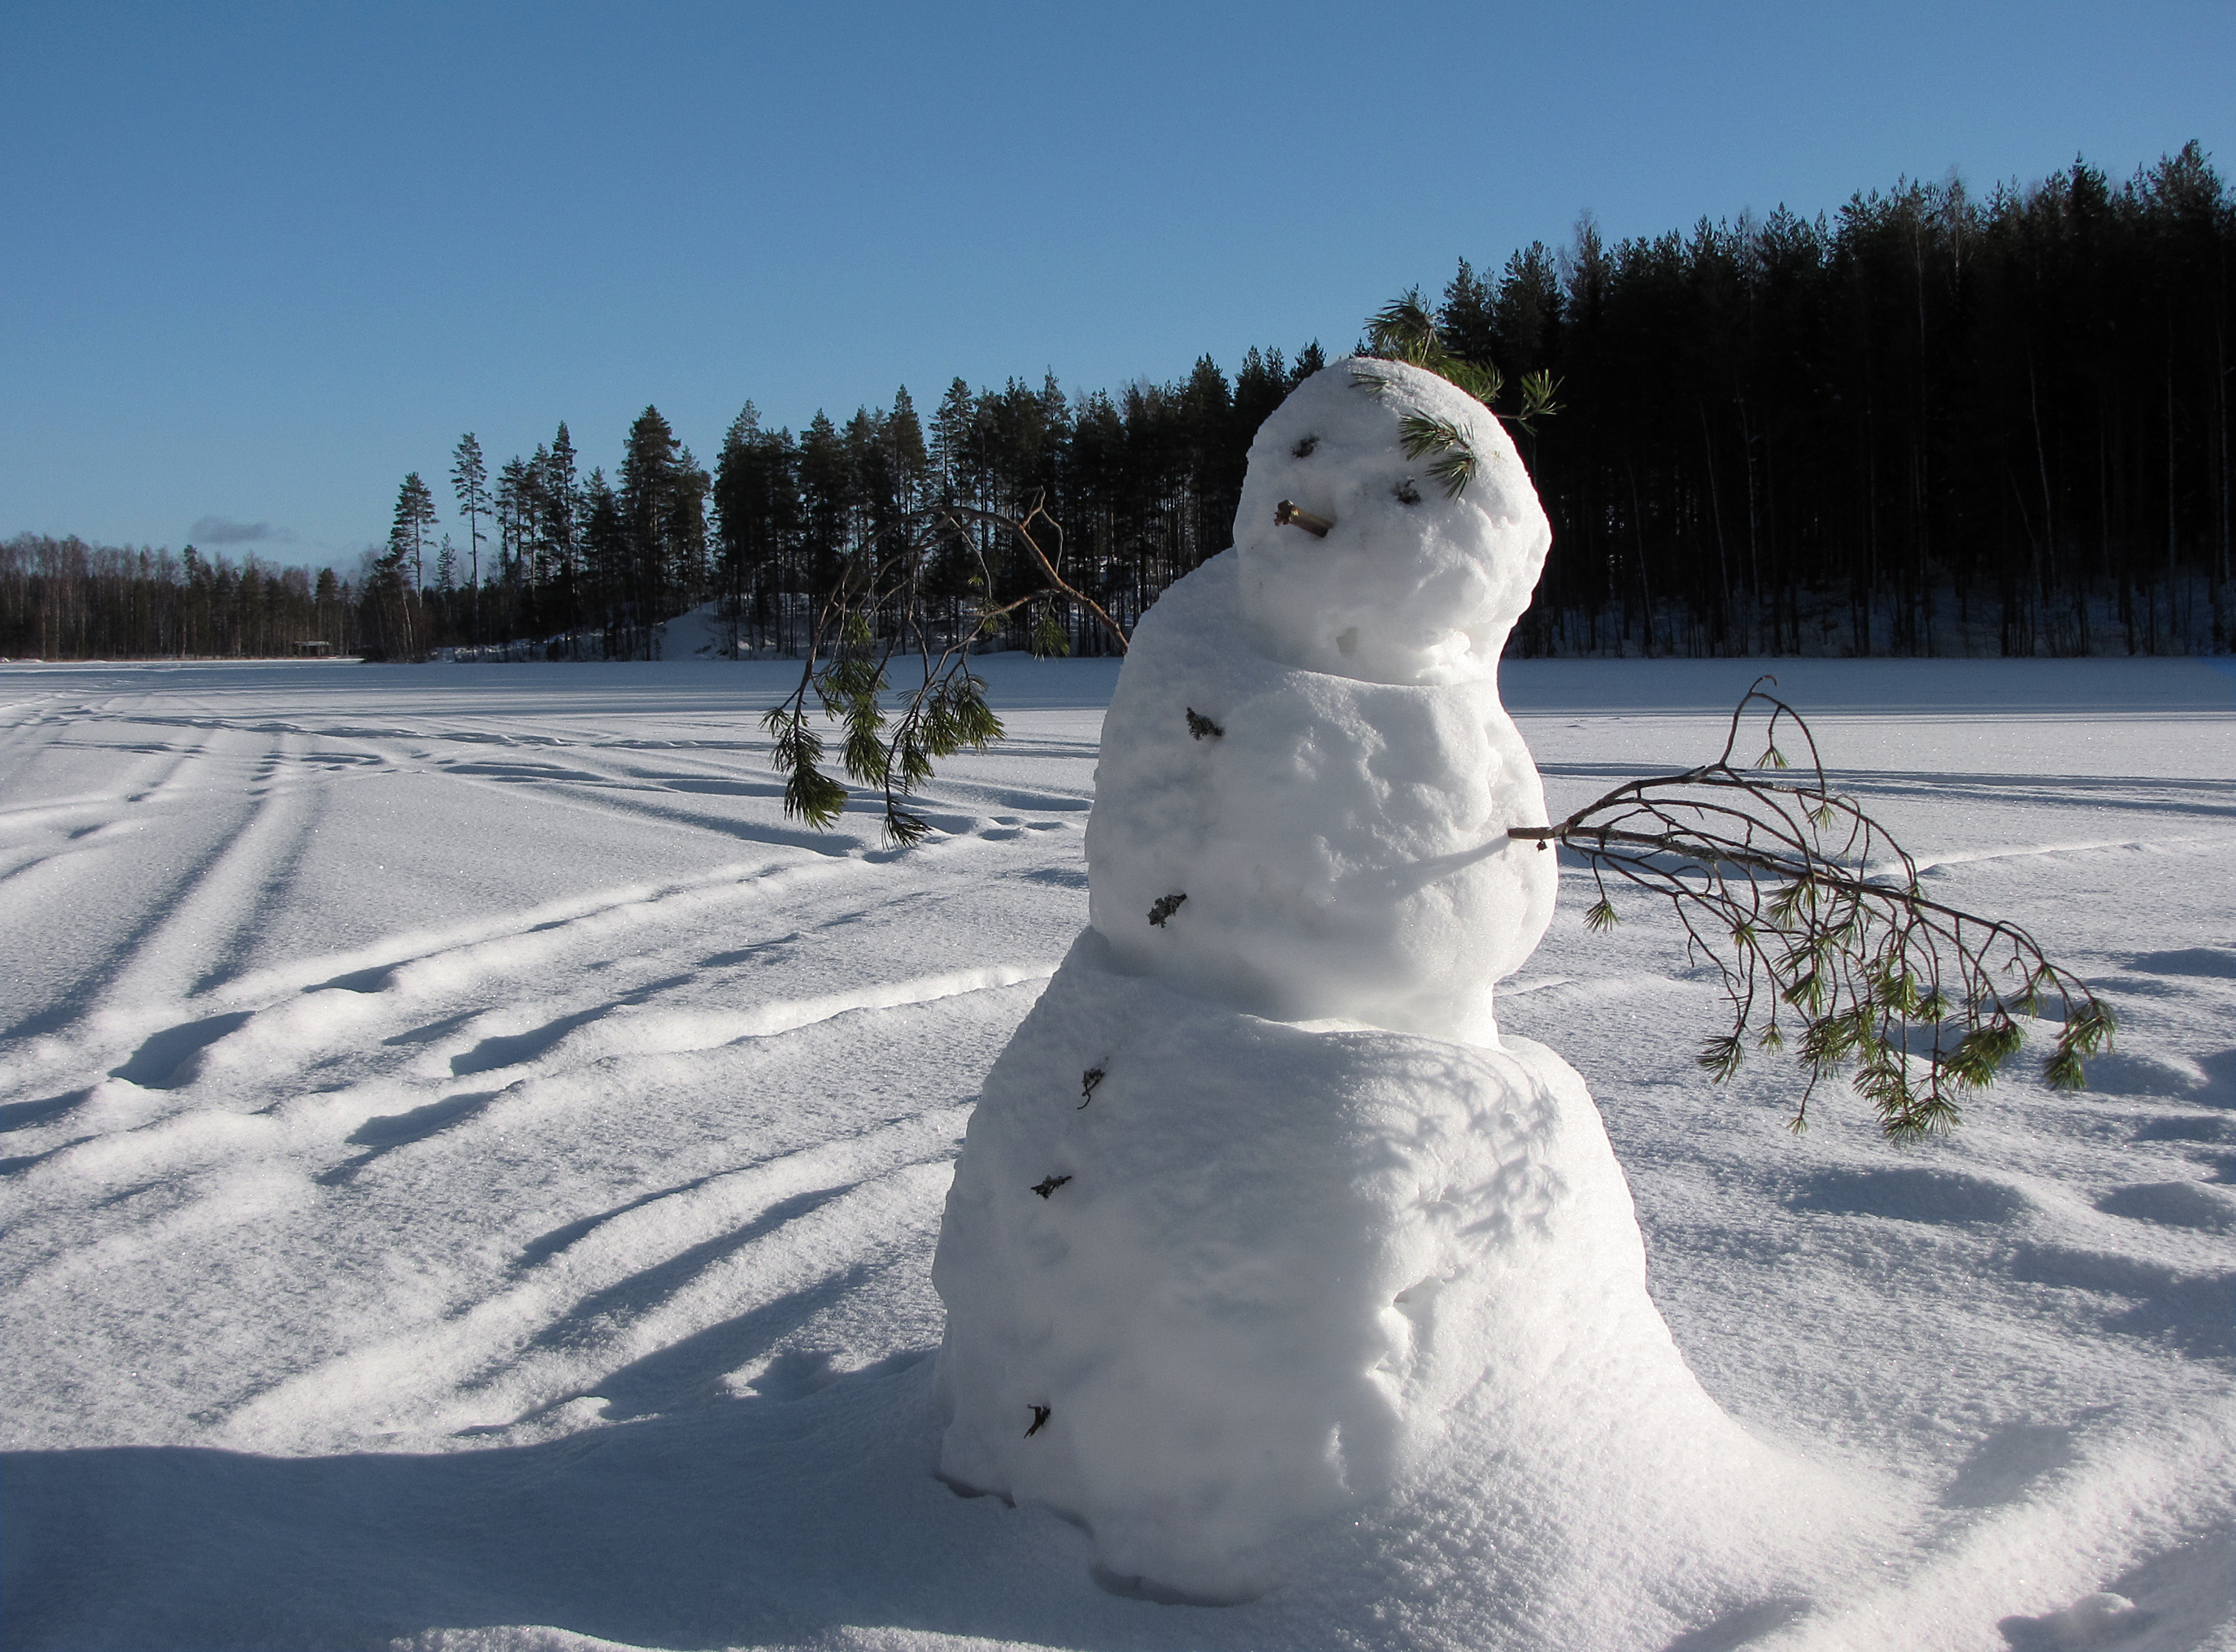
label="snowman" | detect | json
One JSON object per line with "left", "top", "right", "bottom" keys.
{"left": 931, "top": 359, "right": 1823, "bottom": 1604}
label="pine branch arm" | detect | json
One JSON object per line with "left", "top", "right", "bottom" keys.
{"left": 1499, "top": 686, "right": 2112, "bottom": 1138}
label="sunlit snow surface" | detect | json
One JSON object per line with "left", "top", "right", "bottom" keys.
{"left": 2, "top": 654, "right": 2232, "bottom": 1652}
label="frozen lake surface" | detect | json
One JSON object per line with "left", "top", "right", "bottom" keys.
{"left": 2, "top": 654, "right": 2231, "bottom": 1651}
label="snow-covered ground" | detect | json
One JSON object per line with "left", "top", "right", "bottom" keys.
{"left": 1, "top": 654, "right": 2230, "bottom": 1652}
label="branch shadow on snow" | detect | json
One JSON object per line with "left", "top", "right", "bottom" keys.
{"left": 2126, "top": 947, "right": 2236, "bottom": 979}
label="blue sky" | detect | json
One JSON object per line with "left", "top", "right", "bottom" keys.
{"left": 6, "top": 0, "right": 2230, "bottom": 567}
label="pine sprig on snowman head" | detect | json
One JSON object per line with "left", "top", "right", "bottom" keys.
{"left": 1362, "top": 292, "right": 1505, "bottom": 406}
{"left": 1360, "top": 288, "right": 1563, "bottom": 439}
{"left": 1398, "top": 413, "right": 1479, "bottom": 499}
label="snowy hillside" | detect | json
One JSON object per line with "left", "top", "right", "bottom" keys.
{"left": 1, "top": 654, "right": 2231, "bottom": 1651}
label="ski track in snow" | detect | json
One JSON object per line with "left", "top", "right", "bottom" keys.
{"left": 2, "top": 655, "right": 2234, "bottom": 1652}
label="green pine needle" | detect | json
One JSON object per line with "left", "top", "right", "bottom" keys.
{"left": 1511, "top": 369, "right": 1564, "bottom": 435}
{"left": 1699, "top": 1034, "right": 1745, "bottom": 1081}
{"left": 1367, "top": 291, "right": 1440, "bottom": 362}
{"left": 1444, "top": 359, "right": 1505, "bottom": 406}
{"left": 1360, "top": 293, "right": 1560, "bottom": 433}
{"left": 1399, "top": 414, "right": 1481, "bottom": 499}
{"left": 1397, "top": 415, "right": 1458, "bottom": 459}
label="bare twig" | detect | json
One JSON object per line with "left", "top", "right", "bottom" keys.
{"left": 939, "top": 496, "right": 1129, "bottom": 656}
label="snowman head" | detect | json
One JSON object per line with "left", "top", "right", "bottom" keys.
{"left": 1233, "top": 356, "right": 1551, "bottom": 686}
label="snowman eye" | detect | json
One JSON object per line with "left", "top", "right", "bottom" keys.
{"left": 1394, "top": 478, "right": 1422, "bottom": 506}
{"left": 1291, "top": 435, "right": 1319, "bottom": 459}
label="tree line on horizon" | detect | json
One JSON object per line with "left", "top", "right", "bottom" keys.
{"left": 351, "top": 344, "right": 1324, "bottom": 663}
{"left": 6, "top": 141, "right": 2229, "bottom": 663}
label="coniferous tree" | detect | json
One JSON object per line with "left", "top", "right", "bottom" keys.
{"left": 797, "top": 410, "right": 852, "bottom": 597}
{"left": 672, "top": 444, "right": 712, "bottom": 612}
{"left": 888, "top": 386, "right": 931, "bottom": 515}
{"left": 313, "top": 567, "right": 344, "bottom": 648}
{"left": 494, "top": 457, "right": 531, "bottom": 585}
{"left": 580, "top": 467, "right": 627, "bottom": 657}
{"left": 394, "top": 472, "right": 438, "bottom": 597}
{"left": 249, "top": 141, "right": 2234, "bottom": 669}
{"left": 366, "top": 485, "right": 422, "bottom": 660}
{"left": 720, "top": 405, "right": 807, "bottom": 652}
{"left": 617, "top": 406, "right": 697, "bottom": 652}
{"left": 1438, "top": 259, "right": 1499, "bottom": 367}
{"left": 931, "top": 379, "right": 976, "bottom": 507}
{"left": 450, "top": 434, "right": 489, "bottom": 633}
{"left": 537, "top": 424, "right": 581, "bottom": 628}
